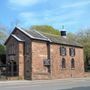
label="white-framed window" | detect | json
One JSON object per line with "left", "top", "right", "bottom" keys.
{"left": 69, "top": 48, "right": 75, "bottom": 57}
{"left": 60, "top": 47, "right": 66, "bottom": 56}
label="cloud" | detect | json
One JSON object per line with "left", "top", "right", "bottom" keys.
{"left": 19, "top": 12, "right": 35, "bottom": 19}
{"left": 8, "top": 0, "right": 47, "bottom": 7}
{"left": 62, "top": 0, "right": 90, "bottom": 8}
{"left": 18, "top": 8, "right": 84, "bottom": 27}
{"left": 43, "top": 9, "right": 84, "bottom": 24}
{"left": 19, "top": 12, "right": 45, "bottom": 26}
{"left": 18, "top": 0, "right": 85, "bottom": 29}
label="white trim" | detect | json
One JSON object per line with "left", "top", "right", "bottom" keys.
{"left": 33, "top": 30, "right": 52, "bottom": 42}
{"left": 16, "top": 27, "right": 51, "bottom": 42}
{"left": 16, "top": 27, "right": 34, "bottom": 38}
{"left": 11, "top": 34, "right": 24, "bottom": 42}
{"left": 32, "top": 37, "right": 50, "bottom": 41}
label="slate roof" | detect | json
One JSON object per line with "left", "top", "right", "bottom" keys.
{"left": 42, "top": 33, "right": 82, "bottom": 47}
{"left": 5, "top": 27, "right": 83, "bottom": 47}
{"left": 25, "top": 29, "right": 82, "bottom": 47}
{"left": 26, "top": 30, "right": 50, "bottom": 41}
{"left": 16, "top": 27, "right": 50, "bottom": 41}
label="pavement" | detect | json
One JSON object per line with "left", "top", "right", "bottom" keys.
{"left": 0, "top": 77, "right": 90, "bottom": 90}
{"left": 0, "top": 78, "right": 69, "bottom": 85}
{"left": 0, "top": 77, "right": 90, "bottom": 85}
{"left": 0, "top": 77, "right": 90, "bottom": 84}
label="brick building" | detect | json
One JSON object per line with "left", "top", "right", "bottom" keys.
{"left": 5, "top": 27, "right": 84, "bottom": 80}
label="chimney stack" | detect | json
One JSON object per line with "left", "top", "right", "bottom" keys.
{"left": 60, "top": 25, "right": 66, "bottom": 38}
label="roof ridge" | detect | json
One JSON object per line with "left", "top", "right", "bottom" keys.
{"left": 16, "top": 27, "right": 34, "bottom": 38}
{"left": 16, "top": 27, "right": 50, "bottom": 41}
{"left": 33, "top": 29, "right": 51, "bottom": 41}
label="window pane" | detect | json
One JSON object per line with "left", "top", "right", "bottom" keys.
{"left": 62, "top": 58, "right": 66, "bottom": 68}
{"left": 60, "top": 47, "right": 66, "bottom": 56}
{"left": 71, "top": 59, "right": 75, "bottom": 68}
{"left": 69, "top": 48, "right": 75, "bottom": 57}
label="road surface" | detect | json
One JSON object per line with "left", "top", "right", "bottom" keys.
{"left": 0, "top": 78, "right": 90, "bottom": 90}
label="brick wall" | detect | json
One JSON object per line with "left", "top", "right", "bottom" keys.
{"left": 32, "top": 40, "right": 51, "bottom": 80}
{"left": 6, "top": 37, "right": 19, "bottom": 79}
{"left": 5, "top": 28, "right": 85, "bottom": 80}
{"left": 31, "top": 41, "right": 84, "bottom": 80}
{"left": 6, "top": 37, "right": 19, "bottom": 64}
{"left": 51, "top": 44, "right": 84, "bottom": 79}
{"left": 18, "top": 42, "right": 24, "bottom": 79}
{"left": 13, "top": 29, "right": 32, "bottom": 80}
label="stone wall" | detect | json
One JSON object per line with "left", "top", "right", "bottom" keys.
{"left": 32, "top": 40, "right": 51, "bottom": 80}
{"left": 31, "top": 41, "right": 84, "bottom": 80}
{"left": 18, "top": 42, "right": 24, "bottom": 79}
{"left": 6, "top": 37, "right": 25, "bottom": 79}
{"left": 50, "top": 44, "right": 84, "bottom": 79}
{"left": 6, "top": 37, "right": 19, "bottom": 65}
{"left": 5, "top": 37, "right": 19, "bottom": 80}
{"left": 5, "top": 28, "right": 85, "bottom": 80}
{"left": 13, "top": 29, "right": 32, "bottom": 80}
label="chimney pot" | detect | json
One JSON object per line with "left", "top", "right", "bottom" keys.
{"left": 61, "top": 31, "right": 66, "bottom": 38}
{"left": 60, "top": 25, "right": 66, "bottom": 38}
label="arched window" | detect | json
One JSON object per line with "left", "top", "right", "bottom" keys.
{"left": 71, "top": 58, "right": 75, "bottom": 68}
{"left": 7, "top": 61, "right": 18, "bottom": 76}
{"left": 13, "top": 62, "right": 18, "bottom": 76}
{"left": 62, "top": 58, "right": 66, "bottom": 68}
